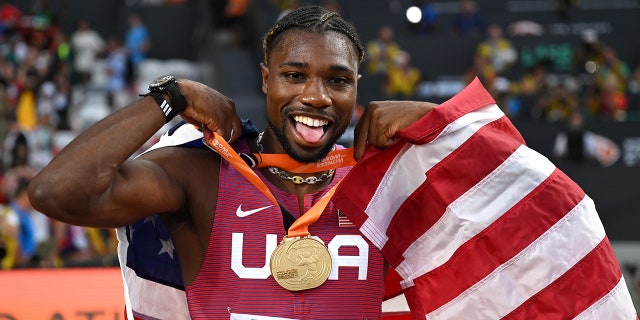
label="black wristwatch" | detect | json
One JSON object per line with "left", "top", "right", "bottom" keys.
{"left": 145, "top": 74, "right": 187, "bottom": 122}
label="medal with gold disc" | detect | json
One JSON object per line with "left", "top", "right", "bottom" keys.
{"left": 268, "top": 178, "right": 339, "bottom": 291}
{"left": 270, "top": 234, "right": 332, "bottom": 291}
{"left": 204, "top": 132, "right": 354, "bottom": 292}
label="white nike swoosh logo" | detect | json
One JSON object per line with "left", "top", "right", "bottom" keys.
{"left": 236, "top": 204, "right": 272, "bottom": 217}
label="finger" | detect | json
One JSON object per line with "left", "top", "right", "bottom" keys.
{"left": 228, "top": 115, "right": 243, "bottom": 144}
{"left": 207, "top": 114, "right": 242, "bottom": 144}
{"left": 367, "top": 109, "right": 388, "bottom": 148}
{"left": 202, "top": 127, "right": 213, "bottom": 145}
{"left": 380, "top": 123, "right": 400, "bottom": 147}
{"left": 353, "top": 109, "right": 371, "bottom": 161}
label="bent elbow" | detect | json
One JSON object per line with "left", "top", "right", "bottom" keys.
{"left": 27, "top": 175, "right": 78, "bottom": 221}
{"left": 28, "top": 177, "right": 58, "bottom": 216}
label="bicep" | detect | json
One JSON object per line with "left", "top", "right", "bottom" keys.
{"left": 77, "top": 157, "right": 184, "bottom": 228}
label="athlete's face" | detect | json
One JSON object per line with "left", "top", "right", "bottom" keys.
{"left": 261, "top": 29, "right": 359, "bottom": 163}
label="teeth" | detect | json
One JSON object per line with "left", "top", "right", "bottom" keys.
{"left": 293, "top": 115, "right": 328, "bottom": 127}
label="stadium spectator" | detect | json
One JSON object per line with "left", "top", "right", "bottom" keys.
{"left": 476, "top": 23, "right": 517, "bottom": 74}
{"left": 412, "top": 0, "right": 439, "bottom": 34}
{"left": 365, "top": 25, "right": 401, "bottom": 75}
{"left": 450, "top": 0, "right": 485, "bottom": 36}
{"left": 573, "top": 28, "right": 604, "bottom": 75}
{"left": 223, "top": 0, "right": 252, "bottom": 47}
{"left": 0, "top": 0, "right": 21, "bottom": 38}
{"left": 384, "top": 50, "right": 421, "bottom": 98}
{"left": 2, "top": 167, "right": 37, "bottom": 267}
{"left": 0, "top": 195, "right": 18, "bottom": 269}
{"left": 534, "top": 80, "right": 579, "bottom": 122}
{"left": 124, "top": 11, "right": 150, "bottom": 86}
{"left": 591, "top": 46, "right": 631, "bottom": 120}
{"left": 30, "top": 112, "right": 54, "bottom": 171}
{"left": 14, "top": 67, "right": 40, "bottom": 132}
{"left": 506, "top": 59, "right": 554, "bottom": 119}
{"left": 70, "top": 18, "right": 105, "bottom": 85}
{"left": 48, "top": 28, "right": 72, "bottom": 72}
{"left": 3, "top": 124, "right": 31, "bottom": 169}
{"left": 0, "top": 82, "right": 11, "bottom": 149}
{"left": 103, "top": 35, "right": 131, "bottom": 111}
{"left": 464, "top": 53, "right": 497, "bottom": 91}
{"left": 50, "top": 59, "right": 72, "bottom": 130}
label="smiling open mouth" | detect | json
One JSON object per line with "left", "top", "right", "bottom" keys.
{"left": 293, "top": 115, "right": 329, "bottom": 144}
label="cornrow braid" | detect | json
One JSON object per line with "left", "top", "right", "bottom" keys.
{"left": 263, "top": 6, "right": 365, "bottom": 65}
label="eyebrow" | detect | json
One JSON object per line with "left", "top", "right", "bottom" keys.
{"left": 279, "top": 61, "right": 355, "bottom": 74}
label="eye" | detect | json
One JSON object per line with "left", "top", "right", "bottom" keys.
{"left": 283, "top": 72, "right": 305, "bottom": 82}
{"left": 329, "top": 77, "right": 352, "bottom": 87}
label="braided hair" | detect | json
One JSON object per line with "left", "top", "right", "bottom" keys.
{"left": 263, "top": 6, "right": 365, "bottom": 65}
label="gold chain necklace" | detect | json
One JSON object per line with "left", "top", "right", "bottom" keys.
{"left": 257, "top": 131, "right": 335, "bottom": 185}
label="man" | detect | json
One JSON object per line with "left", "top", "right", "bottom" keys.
{"left": 28, "top": 6, "right": 432, "bottom": 319}
{"left": 124, "top": 11, "right": 150, "bottom": 84}
{"left": 70, "top": 18, "right": 105, "bottom": 85}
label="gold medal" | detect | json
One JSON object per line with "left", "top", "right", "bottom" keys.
{"left": 270, "top": 235, "right": 332, "bottom": 291}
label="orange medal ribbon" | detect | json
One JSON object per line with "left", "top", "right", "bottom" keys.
{"left": 205, "top": 133, "right": 353, "bottom": 238}
{"left": 246, "top": 149, "right": 356, "bottom": 173}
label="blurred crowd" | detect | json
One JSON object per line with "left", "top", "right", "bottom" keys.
{"left": 363, "top": 0, "right": 640, "bottom": 123}
{"left": 0, "top": 0, "right": 149, "bottom": 269}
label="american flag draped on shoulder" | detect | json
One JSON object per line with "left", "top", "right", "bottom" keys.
{"left": 332, "top": 78, "right": 638, "bottom": 319}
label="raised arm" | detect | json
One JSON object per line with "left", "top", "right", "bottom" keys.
{"left": 28, "top": 79, "right": 242, "bottom": 228}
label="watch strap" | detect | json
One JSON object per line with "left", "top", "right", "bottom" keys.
{"left": 166, "top": 81, "right": 187, "bottom": 113}
{"left": 142, "top": 92, "right": 178, "bottom": 122}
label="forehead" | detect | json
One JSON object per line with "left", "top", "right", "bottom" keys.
{"left": 269, "top": 29, "right": 359, "bottom": 70}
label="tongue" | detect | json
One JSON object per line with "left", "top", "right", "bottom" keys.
{"left": 295, "top": 122, "right": 324, "bottom": 143}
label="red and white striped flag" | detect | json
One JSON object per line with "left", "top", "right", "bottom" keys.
{"left": 333, "top": 78, "right": 638, "bottom": 319}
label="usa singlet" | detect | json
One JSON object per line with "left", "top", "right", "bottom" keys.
{"left": 185, "top": 140, "right": 385, "bottom": 319}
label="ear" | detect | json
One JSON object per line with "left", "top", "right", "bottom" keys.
{"left": 260, "top": 62, "right": 269, "bottom": 94}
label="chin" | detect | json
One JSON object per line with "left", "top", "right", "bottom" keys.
{"left": 270, "top": 119, "right": 347, "bottom": 164}
{"left": 291, "top": 144, "right": 336, "bottom": 164}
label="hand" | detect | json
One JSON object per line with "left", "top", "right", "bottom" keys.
{"left": 353, "top": 100, "right": 436, "bottom": 160}
{"left": 177, "top": 79, "right": 243, "bottom": 143}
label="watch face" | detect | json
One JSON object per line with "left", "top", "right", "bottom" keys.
{"left": 150, "top": 74, "right": 175, "bottom": 88}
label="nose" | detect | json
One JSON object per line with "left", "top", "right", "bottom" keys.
{"left": 300, "top": 78, "right": 331, "bottom": 108}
